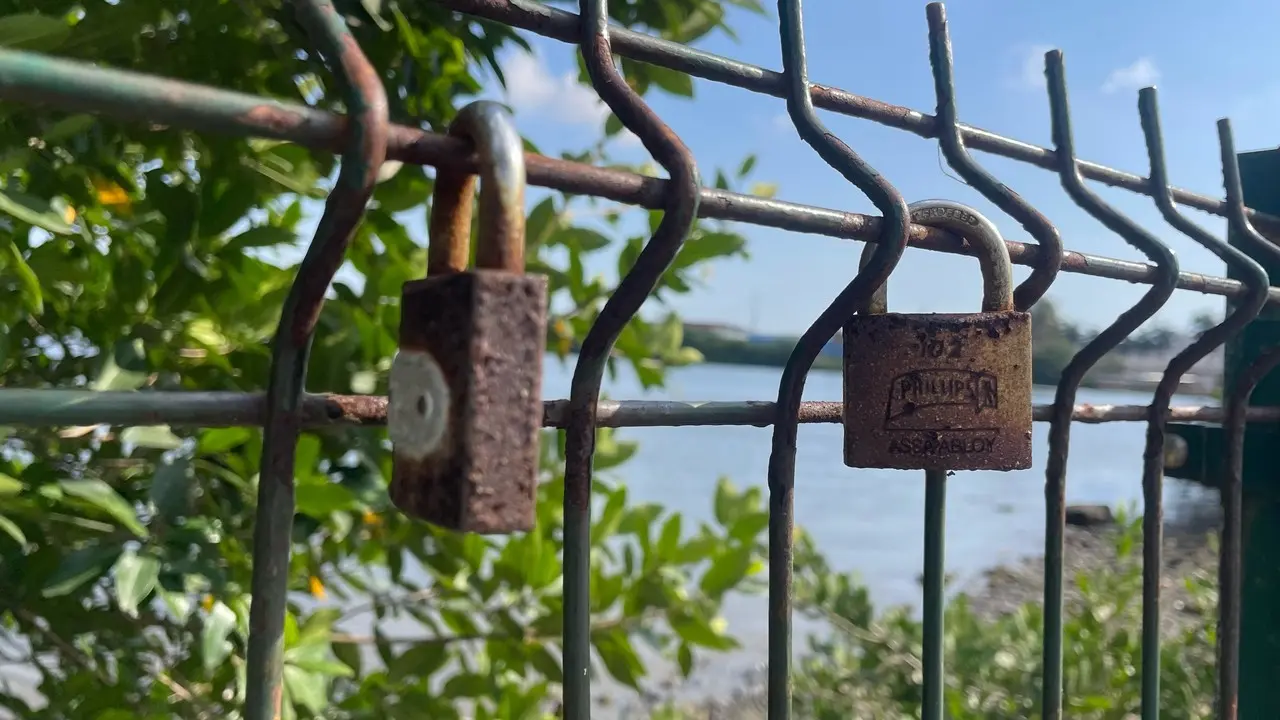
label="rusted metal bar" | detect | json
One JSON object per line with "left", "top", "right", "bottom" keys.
{"left": 1139, "top": 101, "right": 1269, "bottom": 720}
{"left": 559, "top": 1, "right": 702, "bottom": 716}
{"left": 771, "top": 1, "right": 910, "bottom": 716}
{"left": 1045, "top": 51, "right": 1182, "bottom": 720}
{"left": 434, "top": 0, "right": 1280, "bottom": 238}
{"left": 1215, "top": 119, "right": 1280, "bottom": 720}
{"left": 0, "top": 46, "right": 1273, "bottom": 306}
{"left": 243, "top": 3, "right": 387, "bottom": 719}
{"left": 0, "top": 390, "right": 1269, "bottom": 428}
{"left": 925, "top": 3, "right": 1062, "bottom": 312}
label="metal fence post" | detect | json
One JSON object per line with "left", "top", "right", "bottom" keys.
{"left": 1167, "top": 146, "right": 1280, "bottom": 719}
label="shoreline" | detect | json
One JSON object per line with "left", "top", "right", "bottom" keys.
{"left": 616, "top": 501, "right": 1222, "bottom": 719}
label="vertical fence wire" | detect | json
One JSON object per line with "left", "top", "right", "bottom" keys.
{"left": 923, "top": 3, "right": 1063, "bottom": 312}
{"left": 1217, "top": 117, "right": 1280, "bottom": 720}
{"left": 1043, "top": 49, "right": 1181, "bottom": 720}
{"left": 1136, "top": 98, "right": 1271, "bottom": 720}
{"left": 561, "top": 0, "right": 702, "bottom": 715}
{"left": 3, "top": 1, "right": 1280, "bottom": 717}
{"left": 904, "top": 199, "right": 1016, "bottom": 720}
{"left": 770, "top": 2, "right": 911, "bottom": 716}
{"left": 922, "top": 10, "right": 1073, "bottom": 715}
{"left": 242, "top": 2, "right": 387, "bottom": 717}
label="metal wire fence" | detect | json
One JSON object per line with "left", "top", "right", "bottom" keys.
{"left": 1, "top": 0, "right": 1277, "bottom": 719}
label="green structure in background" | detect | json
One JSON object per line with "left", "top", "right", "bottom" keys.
{"left": 1165, "top": 147, "right": 1280, "bottom": 719}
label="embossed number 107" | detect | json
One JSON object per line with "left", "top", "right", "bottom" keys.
{"left": 912, "top": 336, "right": 964, "bottom": 359}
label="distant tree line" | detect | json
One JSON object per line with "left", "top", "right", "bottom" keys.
{"left": 682, "top": 298, "right": 1218, "bottom": 386}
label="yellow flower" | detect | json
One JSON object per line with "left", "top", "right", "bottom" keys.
{"left": 61, "top": 205, "right": 76, "bottom": 225}
{"left": 361, "top": 509, "right": 382, "bottom": 527}
{"left": 92, "top": 177, "right": 130, "bottom": 208}
{"left": 308, "top": 575, "right": 326, "bottom": 599}
{"left": 201, "top": 594, "right": 214, "bottom": 612}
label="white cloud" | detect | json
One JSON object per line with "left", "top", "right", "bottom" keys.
{"left": 1017, "top": 44, "right": 1055, "bottom": 91}
{"left": 1102, "top": 57, "right": 1160, "bottom": 94}
{"left": 502, "top": 50, "right": 638, "bottom": 146}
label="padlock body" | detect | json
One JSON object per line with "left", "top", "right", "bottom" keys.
{"left": 390, "top": 269, "right": 548, "bottom": 533}
{"left": 842, "top": 311, "right": 1033, "bottom": 471}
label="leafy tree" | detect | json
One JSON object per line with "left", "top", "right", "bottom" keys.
{"left": 0, "top": 2, "right": 775, "bottom": 717}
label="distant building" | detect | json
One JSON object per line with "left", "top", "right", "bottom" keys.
{"left": 1105, "top": 335, "right": 1223, "bottom": 395}
{"left": 683, "top": 322, "right": 750, "bottom": 342}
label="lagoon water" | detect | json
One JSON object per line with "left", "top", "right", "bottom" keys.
{"left": 537, "top": 358, "right": 1220, "bottom": 708}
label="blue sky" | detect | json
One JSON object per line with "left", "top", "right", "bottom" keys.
{"left": 387, "top": 0, "right": 1280, "bottom": 336}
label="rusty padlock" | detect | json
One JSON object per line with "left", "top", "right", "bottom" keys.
{"left": 388, "top": 101, "right": 548, "bottom": 533}
{"left": 842, "top": 199, "right": 1032, "bottom": 471}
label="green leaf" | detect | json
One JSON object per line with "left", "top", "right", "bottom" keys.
{"left": 44, "top": 114, "right": 96, "bottom": 142}
{"left": 0, "top": 188, "right": 74, "bottom": 234}
{"left": 4, "top": 241, "right": 42, "bottom": 314}
{"left": 737, "top": 154, "right": 758, "bottom": 178}
{"left": 674, "top": 231, "right": 746, "bottom": 270}
{"left": 332, "top": 641, "right": 363, "bottom": 677}
{"left": 295, "top": 481, "right": 358, "bottom": 518}
{"left": 591, "top": 627, "right": 645, "bottom": 689}
{"left": 91, "top": 350, "right": 148, "bottom": 392}
{"left": 58, "top": 479, "right": 148, "bottom": 538}
{"left": 112, "top": 549, "right": 160, "bottom": 617}
{"left": 283, "top": 665, "right": 327, "bottom": 713}
{"left": 0, "top": 514, "right": 26, "bottom": 546}
{"left": 0, "top": 13, "right": 70, "bottom": 52}
{"left": 657, "top": 513, "right": 682, "bottom": 561}
{"left": 443, "top": 672, "right": 492, "bottom": 697}
{"left": 225, "top": 225, "right": 296, "bottom": 252}
{"left": 713, "top": 477, "right": 741, "bottom": 526}
{"left": 121, "top": 425, "right": 183, "bottom": 451}
{"left": 42, "top": 544, "right": 123, "bottom": 597}
{"left": 677, "top": 642, "right": 694, "bottom": 677}
{"left": 390, "top": 643, "right": 448, "bottom": 681}
{"left": 604, "top": 113, "right": 625, "bottom": 137}
{"left": 0, "top": 472, "right": 22, "bottom": 496}
{"left": 201, "top": 601, "right": 237, "bottom": 672}
{"left": 647, "top": 65, "right": 694, "bottom": 97}
{"left": 162, "top": 591, "right": 193, "bottom": 624}
{"left": 699, "top": 544, "right": 753, "bottom": 598}
{"left": 150, "top": 458, "right": 193, "bottom": 521}
{"left": 198, "top": 427, "right": 252, "bottom": 454}
{"left": 560, "top": 227, "right": 612, "bottom": 253}
{"left": 669, "top": 610, "right": 739, "bottom": 651}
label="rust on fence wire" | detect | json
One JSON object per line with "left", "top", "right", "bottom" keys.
{"left": 2, "top": 0, "right": 1277, "bottom": 717}
{"left": 1138, "top": 99, "right": 1270, "bottom": 720}
{"left": 559, "top": 0, "right": 702, "bottom": 715}
{"left": 1039, "top": 49, "right": 1181, "bottom": 720}
{"left": 769, "top": 0, "right": 910, "bottom": 714}
{"left": 1, "top": 390, "right": 1277, "bottom": 429}
{"left": 241, "top": 2, "right": 387, "bottom": 719}
{"left": 1216, "top": 118, "right": 1280, "bottom": 720}
{"left": 926, "top": 4, "right": 1062, "bottom": 312}
{"left": 435, "top": 0, "right": 1280, "bottom": 238}
{"left": 1, "top": 48, "right": 1278, "bottom": 304}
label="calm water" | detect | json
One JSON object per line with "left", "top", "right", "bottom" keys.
{"left": 540, "top": 357, "right": 1220, "bottom": 704}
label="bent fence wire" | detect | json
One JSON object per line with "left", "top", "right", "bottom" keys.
{"left": 1, "top": 0, "right": 1277, "bottom": 718}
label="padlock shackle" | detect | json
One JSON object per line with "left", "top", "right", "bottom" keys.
{"left": 858, "top": 200, "right": 1013, "bottom": 314}
{"left": 427, "top": 101, "right": 527, "bottom": 276}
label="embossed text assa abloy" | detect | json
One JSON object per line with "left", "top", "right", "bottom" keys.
{"left": 842, "top": 312, "right": 1033, "bottom": 471}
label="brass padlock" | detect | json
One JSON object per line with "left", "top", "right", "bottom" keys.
{"left": 843, "top": 199, "right": 1032, "bottom": 471}
{"left": 388, "top": 101, "right": 548, "bottom": 533}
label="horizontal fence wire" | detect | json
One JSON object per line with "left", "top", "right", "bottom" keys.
{"left": 2, "top": 0, "right": 1276, "bottom": 719}
{"left": 0, "top": 50, "right": 1276, "bottom": 306}
{"left": 438, "top": 0, "right": 1280, "bottom": 238}
{"left": 0, "top": 388, "right": 1274, "bottom": 428}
